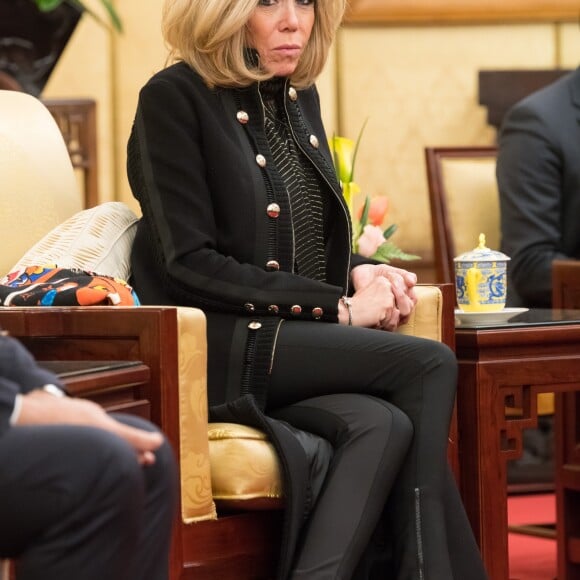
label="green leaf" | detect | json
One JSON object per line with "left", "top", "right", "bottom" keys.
{"left": 37, "top": 0, "right": 123, "bottom": 32}
{"left": 349, "top": 117, "right": 369, "bottom": 183}
{"left": 370, "top": 242, "right": 421, "bottom": 264}
{"left": 383, "top": 223, "right": 397, "bottom": 240}
{"left": 35, "top": 0, "right": 64, "bottom": 11}
{"left": 331, "top": 132, "right": 339, "bottom": 181}
{"left": 99, "top": 0, "right": 123, "bottom": 32}
{"left": 359, "top": 195, "right": 370, "bottom": 229}
{"left": 69, "top": 0, "right": 123, "bottom": 32}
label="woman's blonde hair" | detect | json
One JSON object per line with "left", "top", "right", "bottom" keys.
{"left": 162, "top": 0, "right": 347, "bottom": 89}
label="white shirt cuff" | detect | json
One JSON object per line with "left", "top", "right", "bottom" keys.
{"left": 9, "top": 385, "right": 66, "bottom": 426}
{"left": 42, "top": 384, "right": 66, "bottom": 398}
{"left": 9, "top": 393, "right": 23, "bottom": 425}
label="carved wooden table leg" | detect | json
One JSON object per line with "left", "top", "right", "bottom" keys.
{"left": 455, "top": 322, "right": 580, "bottom": 580}
{"left": 456, "top": 361, "right": 542, "bottom": 579}
{"left": 557, "top": 391, "right": 580, "bottom": 579}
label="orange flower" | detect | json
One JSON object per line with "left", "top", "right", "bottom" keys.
{"left": 358, "top": 196, "right": 388, "bottom": 226}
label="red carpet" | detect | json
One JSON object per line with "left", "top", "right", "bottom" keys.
{"left": 508, "top": 493, "right": 556, "bottom": 580}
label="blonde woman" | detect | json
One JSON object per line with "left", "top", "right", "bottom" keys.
{"left": 128, "top": 0, "right": 488, "bottom": 578}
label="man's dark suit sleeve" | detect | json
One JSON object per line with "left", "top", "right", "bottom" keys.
{"left": 0, "top": 375, "right": 20, "bottom": 437}
{"left": 0, "top": 334, "right": 64, "bottom": 436}
{"left": 497, "top": 98, "right": 569, "bottom": 307}
{"left": 496, "top": 68, "right": 580, "bottom": 308}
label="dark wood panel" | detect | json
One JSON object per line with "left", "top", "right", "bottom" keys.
{"left": 479, "top": 69, "right": 572, "bottom": 132}
{"left": 42, "top": 98, "right": 98, "bottom": 208}
{"left": 180, "top": 511, "right": 282, "bottom": 579}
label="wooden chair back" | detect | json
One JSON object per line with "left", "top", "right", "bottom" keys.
{"left": 425, "top": 146, "right": 498, "bottom": 284}
{"left": 552, "top": 260, "right": 580, "bottom": 309}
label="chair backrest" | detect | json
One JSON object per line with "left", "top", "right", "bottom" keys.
{"left": 425, "top": 146, "right": 499, "bottom": 284}
{"left": 552, "top": 259, "right": 580, "bottom": 309}
{"left": 0, "top": 90, "right": 82, "bottom": 277}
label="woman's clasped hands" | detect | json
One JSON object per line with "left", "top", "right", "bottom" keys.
{"left": 338, "top": 264, "right": 418, "bottom": 331}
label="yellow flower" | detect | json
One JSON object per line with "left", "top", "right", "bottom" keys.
{"left": 329, "top": 123, "right": 420, "bottom": 264}
{"left": 329, "top": 134, "right": 361, "bottom": 221}
{"left": 341, "top": 182, "right": 360, "bottom": 217}
{"left": 329, "top": 136, "right": 356, "bottom": 183}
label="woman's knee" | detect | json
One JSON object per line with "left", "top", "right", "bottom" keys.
{"left": 337, "top": 395, "right": 413, "bottom": 448}
{"left": 412, "top": 337, "right": 457, "bottom": 372}
{"left": 345, "top": 397, "right": 413, "bottom": 474}
{"left": 435, "top": 340, "right": 458, "bottom": 372}
{"left": 386, "top": 401, "right": 414, "bottom": 443}
{"left": 367, "top": 398, "right": 413, "bottom": 449}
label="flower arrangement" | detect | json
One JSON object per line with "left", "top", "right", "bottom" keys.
{"left": 329, "top": 124, "right": 420, "bottom": 264}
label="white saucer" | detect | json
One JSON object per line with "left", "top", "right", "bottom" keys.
{"left": 454, "top": 307, "right": 529, "bottom": 325}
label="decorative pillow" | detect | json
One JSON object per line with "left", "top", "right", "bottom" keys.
{"left": 0, "top": 265, "right": 140, "bottom": 306}
{"left": 6, "top": 201, "right": 139, "bottom": 282}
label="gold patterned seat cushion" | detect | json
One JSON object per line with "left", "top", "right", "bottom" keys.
{"left": 208, "top": 422, "right": 284, "bottom": 511}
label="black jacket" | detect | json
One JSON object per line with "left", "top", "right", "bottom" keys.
{"left": 127, "top": 62, "right": 352, "bottom": 578}
{"left": 497, "top": 67, "right": 580, "bottom": 307}
{"left": 128, "top": 62, "right": 354, "bottom": 406}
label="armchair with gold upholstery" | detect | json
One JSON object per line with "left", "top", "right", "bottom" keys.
{"left": 0, "top": 89, "right": 456, "bottom": 579}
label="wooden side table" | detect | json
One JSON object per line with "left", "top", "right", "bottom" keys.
{"left": 455, "top": 309, "right": 580, "bottom": 579}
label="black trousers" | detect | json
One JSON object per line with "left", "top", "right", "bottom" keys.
{"left": 0, "top": 414, "right": 177, "bottom": 580}
{"left": 267, "top": 322, "right": 488, "bottom": 580}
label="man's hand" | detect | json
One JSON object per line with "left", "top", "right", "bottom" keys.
{"left": 351, "top": 264, "right": 418, "bottom": 324}
{"left": 16, "top": 390, "right": 164, "bottom": 465}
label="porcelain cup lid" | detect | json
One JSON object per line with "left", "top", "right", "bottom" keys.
{"left": 453, "top": 233, "right": 510, "bottom": 262}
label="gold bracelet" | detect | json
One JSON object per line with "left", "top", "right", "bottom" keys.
{"left": 341, "top": 296, "right": 353, "bottom": 326}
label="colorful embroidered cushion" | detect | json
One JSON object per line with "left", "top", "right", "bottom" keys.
{"left": 0, "top": 265, "right": 139, "bottom": 306}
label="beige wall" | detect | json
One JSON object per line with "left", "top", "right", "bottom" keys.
{"left": 44, "top": 0, "right": 167, "bottom": 214}
{"left": 42, "top": 4, "right": 579, "bottom": 275}
{"left": 43, "top": 15, "right": 114, "bottom": 202}
{"left": 333, "top": 22, "right": 579, "bottom": 274}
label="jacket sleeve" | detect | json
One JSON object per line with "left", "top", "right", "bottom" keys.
{"left": 497, "top": 98, "right": 569, "bottom": 307}
{"left": 0, "top": 334, "right": 65, "bottom": 437}
{"left": 127, "top": 75, "right": 345, "bottom": 322}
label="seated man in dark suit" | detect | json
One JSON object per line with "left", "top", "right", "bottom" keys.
{"left": 497, "top": 67, "right": 580, "bottom": 308}
{"left": 495, "top": 72, "right": 580, "bottom": 484}
{"left": 0, "top": 333, "right": 177, "bottom": 580}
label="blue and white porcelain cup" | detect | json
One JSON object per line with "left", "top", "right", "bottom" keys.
{"left": 454, "top": 234, "right": 510, "bottom": 312}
